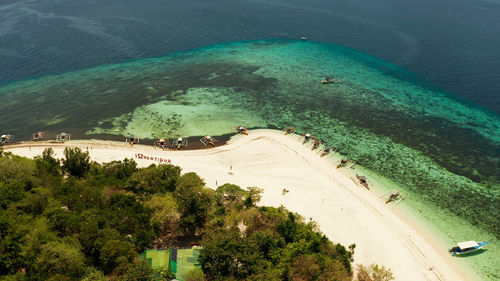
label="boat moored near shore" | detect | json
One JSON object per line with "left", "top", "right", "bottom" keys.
{"left": 0, "top": 134, "right": 14, "bottom": 146}
{"left": 448, "top": 241, "right": 489, "bottom": 256}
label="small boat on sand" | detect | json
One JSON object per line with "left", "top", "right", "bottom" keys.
{"left": 170, "top": 137, "right": 188, "bottom": 149}
{"left": 234, "top": 126, "right": 248, "bottom": 135}
{"left": 282, "top": 127, "right": 296, "bottom": 135}
{"left": 337, "top": 158, "right": 350, "bottom": 169}
{"left": 200, "top": 135, "right": 218, "bottom": 147}
{"left": 303, "top": 133, "right": 312, "bottom": 144}
{"left": 312, "top": 139, "right": 321, "bottom": 150}
{"left": 0, "top": 134, "right": 14, "bottom": 146}
{"left": 155, "top": 138, "right": 168, "bottom": 149}
{"left": 322, "top": 77, "right": 335, "bottom": 84}
{"left": 385, "top": 190, "right": 405, "bottom": 204}
{"left": 448, "top": 241, "right": 488, "bottom": 256}
{"left": 321, "top": 146, "right": 333, "bottom": 157}
{"left": 356, "top": 174, "right": 369, "bottom": 189}
{"left": 31, "top": 131, "right": 45, "bottom": 141}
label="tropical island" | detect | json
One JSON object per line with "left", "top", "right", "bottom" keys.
{"left": 0, "top": 129, "right": 472, "bottom": 281}
{"left": 0, "top": 136, "right": 386, "bottom": 281}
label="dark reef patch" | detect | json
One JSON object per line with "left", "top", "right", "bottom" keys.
{"left": 0, "top": 61, "right": 276, "bottom": 140}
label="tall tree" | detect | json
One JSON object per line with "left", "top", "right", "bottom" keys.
{"left": 174, "top": 173, "right": 212, "bottom": 235}
{"left": 144, "top": 194, "right": 180, "bottom": 243}
{"left": 99, "top": 240, "right": 135, "bottom": 274}
{"left": 33, "top": 241, "right": 86, "bottom": 280}
{"left": 61, "top": 148, "right": 90, "bottom": 178}
{"left": 126, "top": 164, "right": 181, "bottom": 194}
{"left": 35, "top": 148, "right": 61, "bottom": 177}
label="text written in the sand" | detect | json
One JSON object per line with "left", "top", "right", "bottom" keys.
{"left": 135, "top": 153, "right": 171, "bottom": 163}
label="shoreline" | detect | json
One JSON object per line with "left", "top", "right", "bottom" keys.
{"left": 349, "top": 166, "right": 482, "bottom": 281}
{"left": 2, "top": 129, "right": 475, "bottom": 281}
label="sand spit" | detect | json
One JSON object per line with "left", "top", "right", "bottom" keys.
{"left": 3, "top": 129, "right": 470, "bottom": 281}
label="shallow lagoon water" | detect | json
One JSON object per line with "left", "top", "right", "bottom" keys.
{"left": 0, "top": 40, "right": 499, "bottom": 280}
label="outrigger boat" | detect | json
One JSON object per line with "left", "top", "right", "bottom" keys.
{"left": 356, "top": 174, "right": 369, "bottom": 190}
{"left": 303, "top": 133, "right": 312, "bottom": 144}
{"left": 169, "top": 137, "right": 188, "bottom": 150}
{"left": 31, "top": 132, "right": 45, "bottom": 142}
{"left": 321, "top": 146, "right": 332, "bottom": 157}
{"left": 322, "top": 77, "right": 335, "bottom": 84}
{"left": 155, "top": 138, "right": 168, "bottom": 150}
{"left": 234, "top": 126, "right": 248, "bottom": 135}
{"left": 312, "top": 139, "right": 321, "bottom": 150}
{"left": 448, "top": 241, "right": 488, "bottom": 256}
{"left": 55, "top": 132, "right": 70, "bottom": 142}
{"left": 282, "top": 127, "right": 296, "bottom": 135}
{"left": 0, "top": 134, "right": 14, "bottom": 146}
{"left": 200, "top": 135, "right": 218, "bottom": 147}
{"left": 337, "top": 158, "right": 350, "bottom": 169}
{"left": 321, "top": 146, "right": 338, "bottom": 157}
{"left": 385, "top": 190, "right": 405, "bottom": 204}
{"left": 126, "top": 134, "right": 139, "bottom": 146}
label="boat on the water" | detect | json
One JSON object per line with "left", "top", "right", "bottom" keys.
{"left": 322, "top": 77, "right": 335, "bottom": 84}
{"left": 448, "top": 241, "right": 488, "bottom": 256}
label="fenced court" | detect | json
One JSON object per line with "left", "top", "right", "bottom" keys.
{"left": 175, "top": 247, "right": 201, "bottom": 281}
{"left": 140, "top": 247, "right": 201, "bottom": 281}
{"left": 140, "top": 249, "right": 171, "bottom": 271}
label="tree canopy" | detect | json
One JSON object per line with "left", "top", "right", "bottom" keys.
{"left": 0, "top": 148, "right": 365, "bottom": 281}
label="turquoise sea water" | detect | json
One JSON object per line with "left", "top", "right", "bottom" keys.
{"left": 0, "top": 40, "right": 499, "bottom": 279}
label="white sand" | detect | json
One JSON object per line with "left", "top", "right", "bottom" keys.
{"left": 3, "top": 129, "right": 469, "bottom": 281}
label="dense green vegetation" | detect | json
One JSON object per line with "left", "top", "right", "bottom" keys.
{"left": 0, "top": 148, "right": 359, "bottom": 280}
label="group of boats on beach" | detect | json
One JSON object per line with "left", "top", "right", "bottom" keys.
{"left": 0, "top": 132, "right": 70, "bottom": 146}
{"left": 0, "top": 127, "right": 250, "bottom": 150}
{"left": 150, "top": 126, "right": 248, "bottom": 150}
{"left": 283, "top": 126, "right": 490, "bottom": 257}
{"left": 0, "top": 126, "right": 490, "bottom": 256}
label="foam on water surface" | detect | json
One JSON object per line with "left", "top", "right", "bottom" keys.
{"left": 1, "top": 39, "right": 499, "bottom": 280}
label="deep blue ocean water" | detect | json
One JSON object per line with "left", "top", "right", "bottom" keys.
{"left": 1, "top": 0, "right": 500, "bottom": 114}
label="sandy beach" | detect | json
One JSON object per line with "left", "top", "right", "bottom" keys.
{"left": 3, "top": 129, "right": 470, "bottom": 281}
